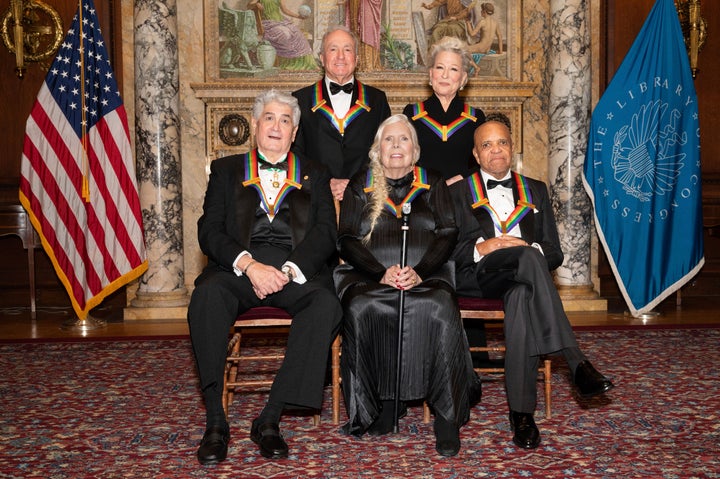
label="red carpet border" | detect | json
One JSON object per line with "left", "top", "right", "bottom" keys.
{"left": 0, "top": 328, "right": 718, "bottom": 478}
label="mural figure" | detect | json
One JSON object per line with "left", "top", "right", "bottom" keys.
{"left": 219, "top": 2, "right": 262, "bottom": 70}
{"left": 422, "top": 0, "right": 476, "bottom": 46}
{"left": 345, "top": 0, "right": 384, "bottom": 71}
{"left": 466, "top": 2, "right": 503, "bottom": 75}
{"left": 248, "top": 0, "right": 318, "bottom": 70}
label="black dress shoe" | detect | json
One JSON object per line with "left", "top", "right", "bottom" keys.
{"left": 197, "top": 424, "right": 230, "bottom": 465}
{"left": 433, "top": 418, "right": 461, "bottom": 457}
{"left": 250, "top": 419, "right": 288, "bottom": 459}
{"left": 509, "top": 411, "right": 540, "bottom": 449}
{"left": 574, "top": 360, "right": 614, "bottom": 398}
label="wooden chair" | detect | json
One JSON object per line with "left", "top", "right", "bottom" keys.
{"left": 422, "top": 297, "right": 552, "bottom": 422}
{"left": 222, "top": 306, "right": 342, "bottom": 426}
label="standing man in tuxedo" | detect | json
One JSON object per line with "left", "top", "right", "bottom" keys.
{"left": 293, "top": 25, "right": 391, "bottom": 201}
{"left": 450, "top": 117, "right": 614, "bottom": 449}
{"left": 188, "top": 89, "right": 342, "bottom": 464}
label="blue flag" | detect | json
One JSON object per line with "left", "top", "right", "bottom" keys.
{"left": 582, "top": 0, "right": 704, "bottom": 316}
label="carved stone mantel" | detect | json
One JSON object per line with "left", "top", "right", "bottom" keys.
{"left": 191, "top": 76, "right": 538, "bottom": 161}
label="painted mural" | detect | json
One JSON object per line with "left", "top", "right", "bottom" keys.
{"left": 216, "top": 0, "right": 509, "bottom": 77}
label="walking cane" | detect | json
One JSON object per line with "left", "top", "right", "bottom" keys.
{"left": 393, "top": 202, "right": 411, "bottom": 433}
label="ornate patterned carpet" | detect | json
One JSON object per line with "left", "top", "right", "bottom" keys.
{"left": 1, "top": 327, "right": 718, "bottom": 478}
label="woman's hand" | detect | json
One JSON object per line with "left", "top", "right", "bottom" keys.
{"left": 380, "top": 264, "right": 421, "bottom": 290}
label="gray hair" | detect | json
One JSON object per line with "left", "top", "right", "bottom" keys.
{"left": 428, "top": 36, "right": 472, "bottom": 75}
{"left": 363, "top": 114, "right": 421, "bottom": 243}
{"left": 252, "top": 89, "right": 301, "bottom": 127}
{"left": 320, "top": 24, "right": 359, "bottom": 56}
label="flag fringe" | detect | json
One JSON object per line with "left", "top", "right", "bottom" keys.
{"left": 19, "top": 191, "right": 148, "bottom": 320}
{"left": 581, "top": 174, "right": 705, "bottom": 317}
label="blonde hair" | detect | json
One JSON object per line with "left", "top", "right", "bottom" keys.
{"left": 363, "top": 114, "right": 421, "bottom": 243}
{"left": 428, "top": 36, "right": 472, "bottom": 75}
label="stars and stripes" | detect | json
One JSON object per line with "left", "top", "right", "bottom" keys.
{"left": 19, "top": 0, "right": 147, "bottom": 319}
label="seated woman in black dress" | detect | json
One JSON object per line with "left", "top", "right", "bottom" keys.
{"left": 334, "top": 114, "right": 480, "bottom": 457}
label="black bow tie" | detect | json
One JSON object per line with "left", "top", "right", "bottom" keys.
{"left": 329, "top": 81, "right": 354, "bottom": 95}
{"left": 258, "top": 158, "right": 288, "bottom": 171}
{"left": 487, "top": 178, "right": 513, "bottom": 190}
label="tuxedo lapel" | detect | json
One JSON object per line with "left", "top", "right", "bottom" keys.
{"left": 512, "top": 175, "right": 535, "bottom": 243}
{"left": 468, "top": 182, "right": 495, "bottom": 238}
{"left": 233, "top": 158, "right": 258, "bottom": 245}
{"left": 288, "top": 189, "right": 309, "bottom": 243}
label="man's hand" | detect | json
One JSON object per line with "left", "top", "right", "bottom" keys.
{"left": 445, "top": 174, "right": 463, "bottom": 186}
{"left": 475, "top": 235, "right": 528, "bottom": 257}
{"left": 245, "top": 262, "right": 289, "bottom": 299}
{"left": 330, "top": 178, "right": 350, "bottom": 201}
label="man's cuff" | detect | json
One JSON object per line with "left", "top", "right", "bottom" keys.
{"left": 233, "top": 251, "right": 252, "bottom": 276}
{"left": 282, "top": 261, "right": 306, "bottom": 284}
{"left": 473, "top": 237, "right": 486, "bottom": 263}
{"left": 531, "top": 242, "right": 544, "bottom": 255}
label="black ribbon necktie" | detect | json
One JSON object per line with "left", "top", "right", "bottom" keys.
{"left": 258, "top": 159, "right": 288, "bottom": 171}
{"left": 487, "top": 178, "right": 513, "bottom": 189}
{"left": 329, "top": 82, "right": 354, "bottom": 95}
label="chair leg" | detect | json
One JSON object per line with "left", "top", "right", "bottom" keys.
{"left": 543, "top": 358, "right": 552, "bottom": 419}
{"left": 331, "top": 335, "right": 342, "bottom": 425}
{"left": 222, "top": 332, "right": 242, "bottom": 418}
{"left": 423, "top": 402, "right": 431, "bottom": 423}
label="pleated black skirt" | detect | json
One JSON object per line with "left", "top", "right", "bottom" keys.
{"left": 336, "top": 265, "right": 481, "bottom": 436}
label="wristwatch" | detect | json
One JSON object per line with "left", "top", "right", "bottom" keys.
{"left": 281, "top": 265, "right": 296, "bottom": 281}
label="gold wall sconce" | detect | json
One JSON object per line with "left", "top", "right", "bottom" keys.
{"left": 675, "top": 0, "right": 707, "bottom": 79}
{"left": 1, "top": 0, "right": 63, "bottom": 78}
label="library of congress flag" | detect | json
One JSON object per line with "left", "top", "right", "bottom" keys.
{"left": 19, "top": 0, "right": 147, "bottom": 320}
{"left": 583, "top": 0, "right": 704, "bottom": 316}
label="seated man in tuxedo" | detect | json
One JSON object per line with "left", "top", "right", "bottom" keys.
{"left": 188, "top": 89, "right": 342, "bottom": 464}
{"left": 292, "top": 25, "right": 391, "bottom": 202}
{"left": 450, "top": 115, "right": 614, "bottom": 449}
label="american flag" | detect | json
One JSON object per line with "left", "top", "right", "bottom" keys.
{"left": 19, "top": 0, "right": 147, "bottom": 319}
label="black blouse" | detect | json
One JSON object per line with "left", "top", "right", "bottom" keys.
{"left": 403, "top": 94, "right": 486, "bottom": 180}
{"left": 337, "top": 168, "right": 458, "bottom": 283}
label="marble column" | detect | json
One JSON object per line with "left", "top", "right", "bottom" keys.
{"left": 547, "top": 0, "right": 604, "bottom": 307}
{"left": 126, "top": 0, "right": 188, "bottom": 319}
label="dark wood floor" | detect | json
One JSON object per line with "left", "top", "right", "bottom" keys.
{"left": 0, "top": 294, "right": 718, "bottom": 341}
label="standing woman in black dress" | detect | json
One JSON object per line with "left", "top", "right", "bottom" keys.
{"left": 334, "top": 114, "right": 480, "bottom": 457}
{"left": 403, "top": 36, "right": 486, "bottom": 185}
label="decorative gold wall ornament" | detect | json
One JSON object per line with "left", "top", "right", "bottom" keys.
{"left": 675, "top": 0, "right": 707, "bottom": 79}
{"left": 218, "top": 113, "right": 250, "bottom": 147}
{"left": 1, "top": 0, "right": 63, "bottom": 78}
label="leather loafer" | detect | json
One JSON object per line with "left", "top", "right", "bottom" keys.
{"left": 197, "top": 424, "right": 230, "bottom": 465}
{"left": 509, "top": 411, "right": 540, "bottom": 449}
{"left": 250, "top": 419, "right": 288, "bottom": 459}
{"left": 574, "top": 360, "right": 614, "bottom": 398}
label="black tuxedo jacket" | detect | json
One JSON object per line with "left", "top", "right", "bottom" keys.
{"left": 292, "top": 80, "right": 391, "bottom": 179}
{"left": 450, "top": 169, "right": 564, "bottom": 293}
{"left": 196, "top": 150, "right": 336, "bottom": 282}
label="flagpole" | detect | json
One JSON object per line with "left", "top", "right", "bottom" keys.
{"left": 61, "top": 314, "right": 106, "bottom": 332}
